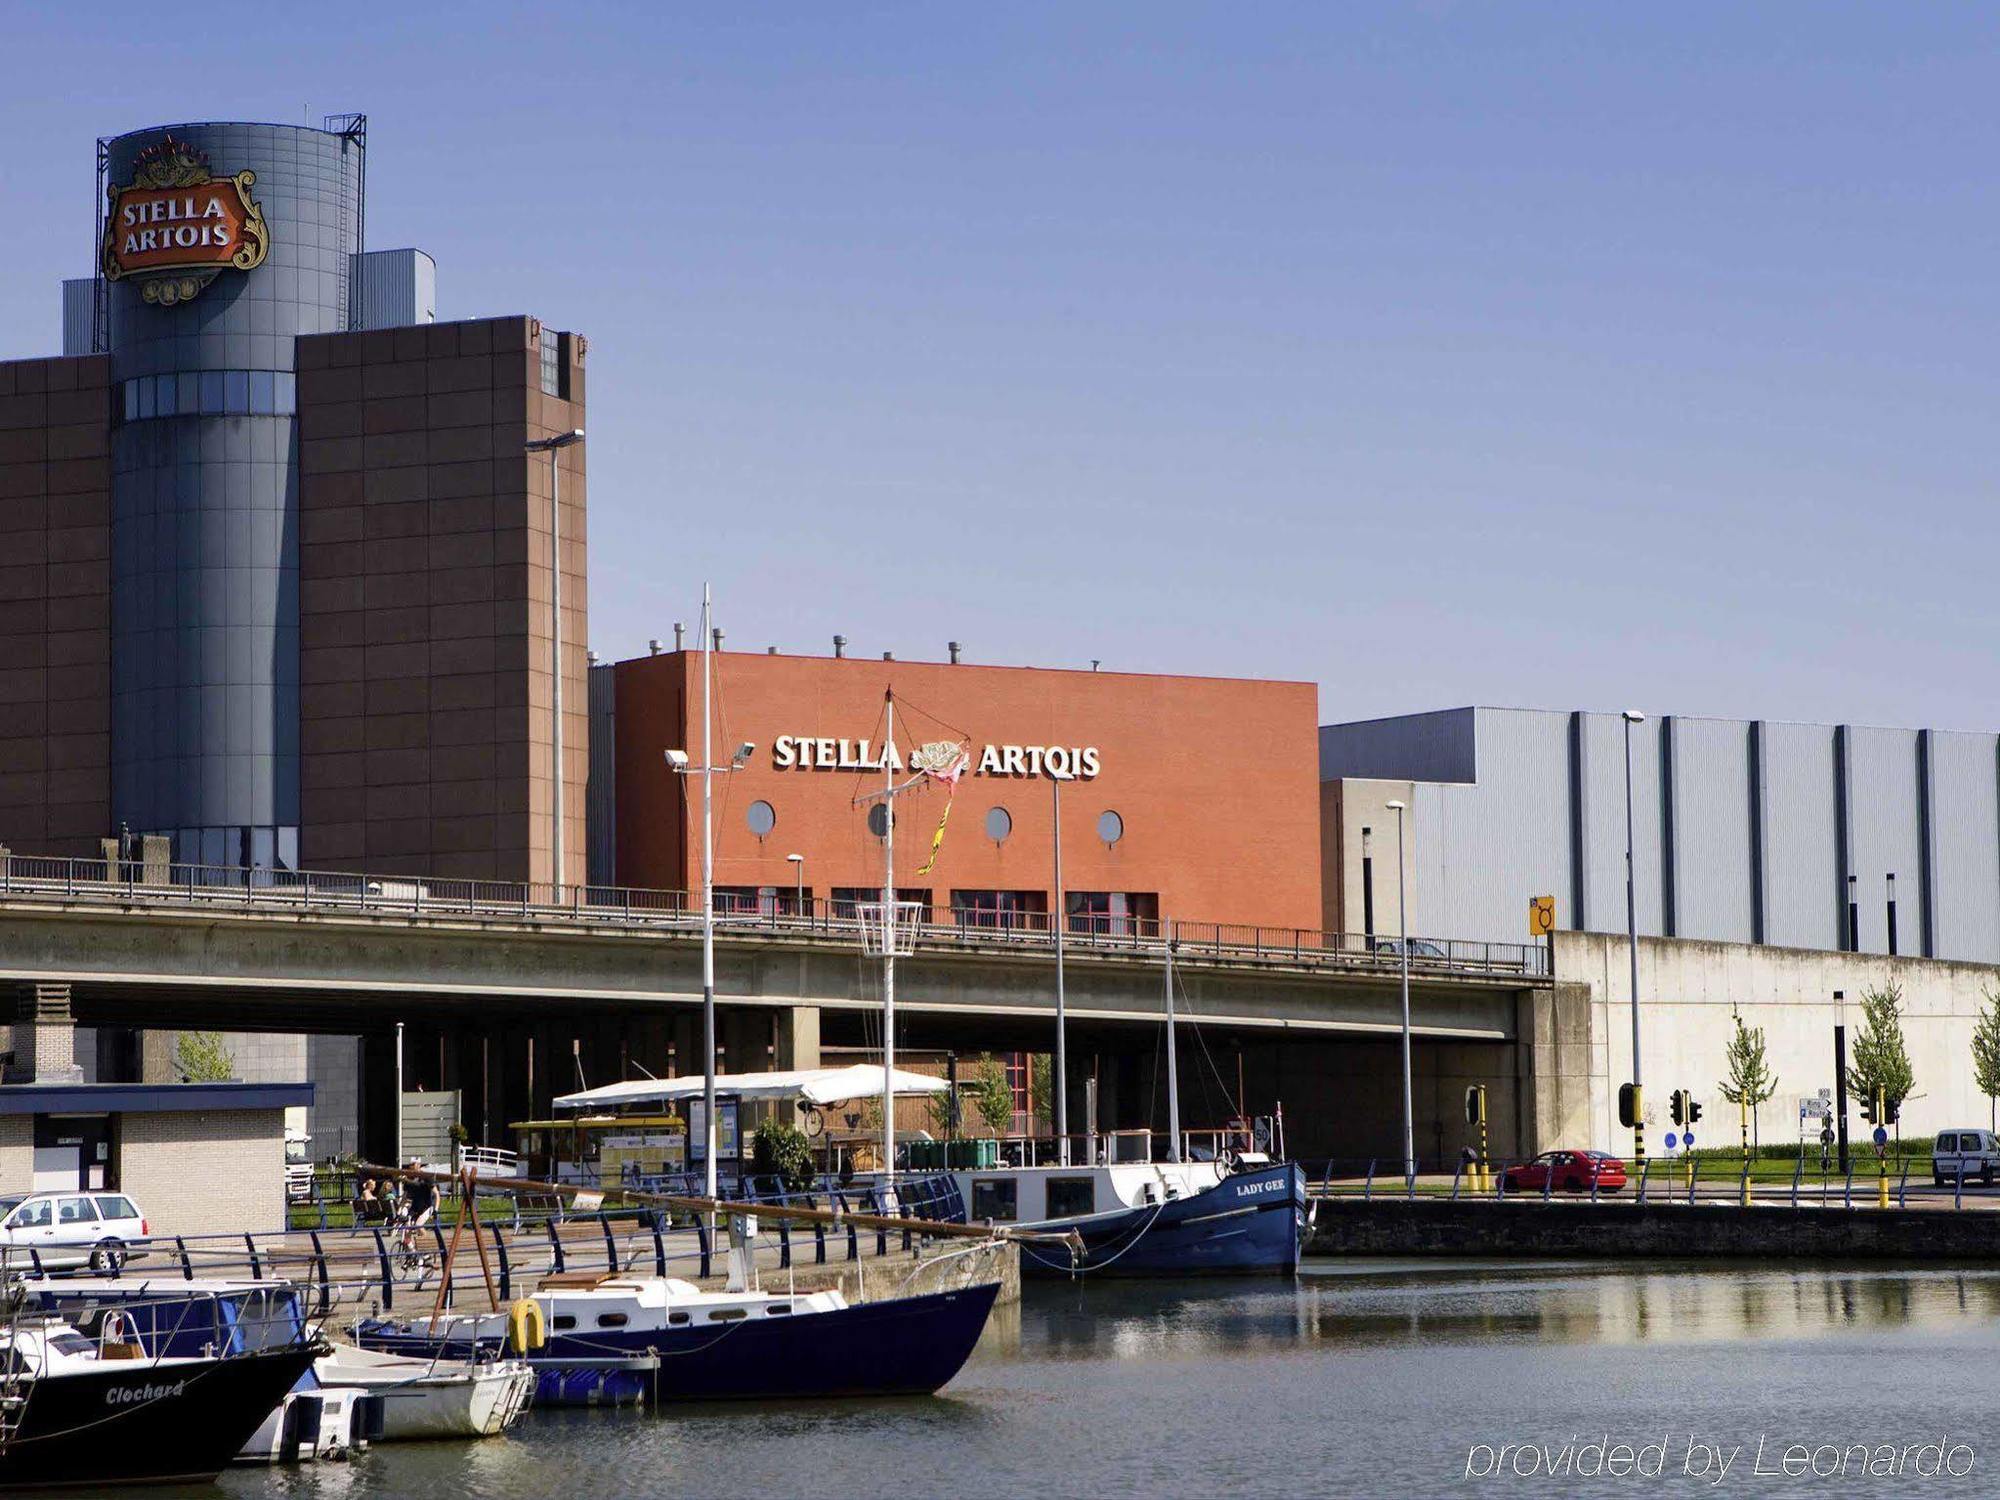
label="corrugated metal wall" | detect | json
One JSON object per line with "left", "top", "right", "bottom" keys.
{"left": 1326, "top": 706, "right": 2000, "bottom": 961}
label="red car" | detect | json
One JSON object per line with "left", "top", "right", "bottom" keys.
{"left": 1502, "top": 1150, "right": 1628, "bottom": 1195}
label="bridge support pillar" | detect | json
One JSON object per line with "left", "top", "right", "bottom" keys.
{"left": 774, "top": 1007, "right": 820, "bottom": 1072}
{"left": 3, "top": 981, "right": 83, "bottom": 1084}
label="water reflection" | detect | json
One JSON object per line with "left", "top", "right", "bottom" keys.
{"left": 1007, "top": 1260, "right": 2000, "bottom": 1361}
{"left": 209, "top": 1261, "right": 2000, "bottom": 1500}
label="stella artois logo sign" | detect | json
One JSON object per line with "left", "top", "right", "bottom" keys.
{"left": 101, "top": 135, "right": 270, "bottom": 305}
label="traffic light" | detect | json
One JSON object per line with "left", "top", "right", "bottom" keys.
{"left": 1689, "top": 1099, "right": 1704, "bottom": 1126}
{"left": 1884, "top": 1096, "right": 1900, "bottom": 1126}
{"left": 1618, "top": 1083, "right": 1638, "bottom": 1129}
{"left": 1670, "top": 1089, "right": 1686, "bottom": 1127}
{"left": 1464, "top": 1085, "right": 1486, "bottom": 1126}
{"left": 1858, "top": 1092, "right": 1877, "bottom": 1125}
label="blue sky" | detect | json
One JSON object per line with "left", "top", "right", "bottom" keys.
{"left": 7, "top": 4, "right": 1997, "bottom": 728}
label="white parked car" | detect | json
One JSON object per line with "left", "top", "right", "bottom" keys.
{"left": 1932, "top": 1130, "right": 2000, "bottom": 1187}
{"left": 0, "top": 1191, "right": 148, "bottom": 1269}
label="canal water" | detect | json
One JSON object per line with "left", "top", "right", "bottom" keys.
{"left": 208, "top": 1259, "right": 1999, "bottom": 1498}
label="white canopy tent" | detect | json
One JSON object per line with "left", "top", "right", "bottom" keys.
{"left": 553, "top": 1064, "right": 951, "bottom": 1113}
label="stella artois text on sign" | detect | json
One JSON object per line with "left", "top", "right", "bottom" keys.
{"left": 102, "top": 136, "right": 270, "bottom": 305}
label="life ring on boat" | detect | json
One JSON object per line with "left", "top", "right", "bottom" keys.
{"left": 100, "top": 1309, "right": 137, "bottom": 1350}
{"left": 506, "top": 1298, "right": 546, "bottom": 1352}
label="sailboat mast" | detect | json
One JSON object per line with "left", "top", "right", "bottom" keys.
{"left": 881, "top": 689, "right": 897, "bottom": 1191}
{"left": 1165, "top": 917, "right": 1181, "bottom": 1162}
{"left": 699, "top": 586, "right": 717, "bottom": 1202}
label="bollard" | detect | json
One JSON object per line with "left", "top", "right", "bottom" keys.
{"left": 1740, "top": 1161, "right": 1752, "bottom": 1208}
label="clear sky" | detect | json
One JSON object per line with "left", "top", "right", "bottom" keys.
{"left": 7, "top": 4, "right": 1996, "bottom": 730}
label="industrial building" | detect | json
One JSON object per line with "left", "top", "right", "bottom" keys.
{"left": 1321, "top": 705, "right": 2000, "bottom": 1147}
{"left": 600, "top": 646, "right": 1323, "bottom": 933}
{"left": 1320, "top": 706, "right": 2000, "bottom": 963}
{"left": 0, "top": 118, "right": 587, "bottom": 1149}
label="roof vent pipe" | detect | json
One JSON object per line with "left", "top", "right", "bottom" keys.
{"left": 948, "top": 641, "right": 961, "bottom": 665}
{"left": 712, "top": 628, "right": 724, "bottom": 652}
{"left": 882, "top": 651, "right": 894, "bottom": 661}
{"left": 647, "top": 639, "right": 662, "bottom": 656}
{"left": 673, "top": 623, "right": 685, "bottom": 651}
{"left": 587, "top": 649, "right": 600, "bottom": 665}
{"left": 833, "top": 635, "right": 846, "bottom": 659}
{"left": 767, "top": 646, "right": 778, "bottom": 655}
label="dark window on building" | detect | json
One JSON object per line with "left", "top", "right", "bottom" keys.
{"left": 970, "top": 1178, "right": 1018, "bottom": 1222}
{"left": 114, "top": 371, "right": 299, "bottom": 425}
{"left": 1045, "top": 1177, "right": 1095, "bottom": 1218}
{"left": 951, "top": 889, "right": 1048, "bottom": 932}
{"left": 1065, "top": 891, "right": 1159, "bottom": 937}
{"left": 1005, "top": 1053, "right": 1030, "bottom": 1125}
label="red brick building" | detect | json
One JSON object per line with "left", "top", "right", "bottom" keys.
{"left": 611, "top": 650, "right": 1321, "bottom": 933}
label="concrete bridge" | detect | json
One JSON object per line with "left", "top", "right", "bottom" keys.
{"left": 0, "top": 864, "right": 1574, "bottom": 1164}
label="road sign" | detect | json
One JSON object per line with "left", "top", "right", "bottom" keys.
{"left": 1664, "top": 1132, "right": 1678, "bottom": 1151}
{"left": 1873, "top": 1126, "right": 1888, "bottom": 1147}
{"left": 1527, "top": 895, "right": 1555, "bottom": 936}
{"left": 1683, "top": 1132, "right": 1695, "bottom": 1148}
{"left": 1820, "top": 1126, "right": 1834, "bottom": 1145}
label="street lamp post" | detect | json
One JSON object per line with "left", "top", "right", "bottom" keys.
{"left": 1385, "top": 799, "right": 1413, "bottom": 1182}
{"left": 1051, "top": 768, "right": 1075, "bottom": 1165}
{"left": 786, "top": 853, "right": 806, "bottom": 920}
{"left": 524, "top": 429, "right": 583, "bottom": 897}
{"left": 1622, "top": 708, "right": 1646, "bottom": 1166}
{"left": 665, "top": 586, "right": 754, "bottom": 1202}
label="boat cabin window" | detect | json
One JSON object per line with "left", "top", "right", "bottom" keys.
{"left": 668, "top": 1311, "right": 691, "bottom": 1326}
{"left": 970, "top": 1178, "right": 1017, "bottom": 1222}
{"left": 767, "top": 1304, "right": 791, "bottom": 1315}
{"left": 1046, "top": 1177, "right": 1095, "bottom": 1218}
{"left": 596, "top": 1313, "right": 629, "bottom": 1328}
{"left": 710, "top": 1308, "right": 748, "bottom": 1323}
{"left": 551, "top": 1315, "right": 578, "bottom": 1332}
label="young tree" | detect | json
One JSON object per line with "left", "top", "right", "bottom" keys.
{"left": 1718, "top": 1008, "right": 1779, "bottom": 1155}
{"left": 173, "top": 1030, "right": 235, "bottom": 1083}
{"left": 967, "top": 1054, "right": 1017, "bottom": 1137}
{"left": 1971, "top": 988, "right": 2000, "bottom": 1134}
{"left": 1845, "top": 979, "right": 1916, "bottom": 1139}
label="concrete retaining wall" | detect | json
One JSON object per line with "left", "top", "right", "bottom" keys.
{"left": 1562, "top": 931, "right": 2000, "bottom": 1150}
{"left": 1308, "top": 1198, "right": 2000, "bottom": 1260}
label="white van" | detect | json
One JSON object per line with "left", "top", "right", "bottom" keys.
{"left": 1932, "top": 1130, "right": 2000, "bottom": 1187}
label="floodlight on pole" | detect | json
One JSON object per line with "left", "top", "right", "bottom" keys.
{"left": 663, "top": 585, "right": 751, "bottom": 1204}
{"left": 1384, "top": 799, "right": 1413, "bottom": 1181}
{"left": 1050, "top": 766, "right": 1076, "bottom": 1164}
{"left": 1621, "top": 708, "right": 1645, "bottom": 1165}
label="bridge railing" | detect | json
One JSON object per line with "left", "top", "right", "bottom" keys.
{"left": 0, "top": 853, "right": 1549, "bottom": 980}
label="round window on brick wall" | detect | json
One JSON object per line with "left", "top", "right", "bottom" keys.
{"left": 1097, "top": 810, "right": 1124, "bottom": 846}
{"left": 985, "top": 806, "right": 1012, "bottom": 843}
{"left": 746, "top": 800, "right": 776, "bottom": 838}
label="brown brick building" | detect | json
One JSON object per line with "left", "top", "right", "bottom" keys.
{"left": 0, "top": 355, "right": 113, "bottom": 856}
{"left": 296, "top": 315, "right": 587, "bottom": 888}
{"left": 0, "top": 317, "right": 585, "bottom": 893}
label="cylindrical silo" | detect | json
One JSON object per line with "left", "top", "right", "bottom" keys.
{"left": 104, "top": 121, "right": 361, "bottom": 870}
